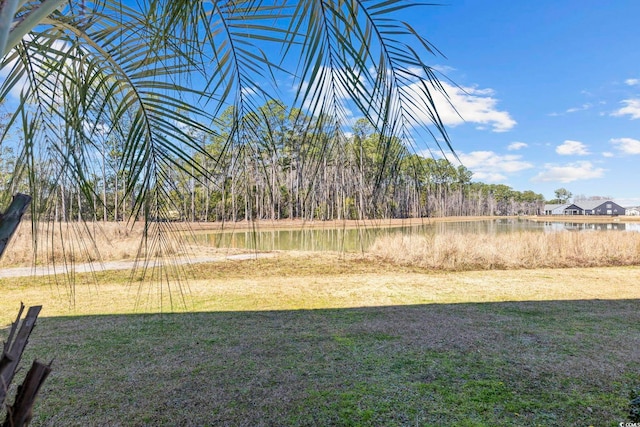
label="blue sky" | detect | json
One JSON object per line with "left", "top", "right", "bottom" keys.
{"left": 3, "top": 1, "right": 638, "bottom": 206}
{"left": 406, "top": 0, "right": 640, "bottom": 205}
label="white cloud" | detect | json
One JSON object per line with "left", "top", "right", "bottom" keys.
{"left": 472, "top": 171, "right": 508, "bottom": 182}
{"left": 432, "top": 64, "right": 456, "bottom": 74}
{"left": 458, "top": 151, "right": 533, "bottom": 183}
{"left": 556, "top": 140, "right": 590, "bottom": 156}
{"left": 297, "top": 66, "right": 516, "bottom": 133}
{"left": 602, "top": 151, "right": 614, "bottom": 158}
{"left": 531, "top": 161, "right": 605, "bottom": 183}
{"left": 612, "top": 99, "right": 640, "bottom": 119}
{"left": 402, "top": 81, "right": 516, "bottom": 133}
{"left": 0, "top": 56, "right": 29, "bottom": 100}
{"left": 610, "top": 137, "right": 640, "bottom": 155}
{"left": 507, "top": 142, "right": 527, "bottom": 151}
{"left": 396, "top": 66, "right": 426, "bottom": 80}
{"left": 0, "top": 36, "right": 73, "bottom": 101}
{"left": 625, "top": 78, "right": 640, "bottom": 86}
{"left": 241, "top": 87, "right": 257, "bottom": 96}
{"left": 566, "top": 103, "right": 591, "bottom": 113}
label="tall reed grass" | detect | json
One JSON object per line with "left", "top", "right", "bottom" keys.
{"left": 369, "top": 230, "right": 640, "bottom": 270}
{"left": 0, "top": 221, "right": 193, "bottom": 267}
{"left": 5, "top": 221, "right": 640, "bottom": 272}
{"left": 0, "top": 221, "right": 145, "bottom": 266}
{"left": 1, "top": 220, "right": 253, "bottom": 269}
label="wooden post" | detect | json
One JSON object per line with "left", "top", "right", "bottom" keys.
{"left": 0, "top": 304, "right": 42, "bottom": 408}
{"left": 0, "top": 193, "right": 32, "bottom": 260}
{"left": 2, "top": 360, "right": 52, "bottom": 427}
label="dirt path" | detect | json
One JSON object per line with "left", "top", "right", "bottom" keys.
{"left": 0, "top": 253, "right": 276, "bottom": 278}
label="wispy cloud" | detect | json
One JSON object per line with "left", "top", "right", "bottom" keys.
{"left": 556, "top": 140, "right": 590, "bottom": 156}
{"left": 241, "top": 87, "right": 258, "bottom": 96}
{"left": 431, "top": 64, "right": 457, "bottom": 74}
{"left": 531, "top": 161, "right": 605, "bottom": 183}
{"left": 404, "top": 82, "right": 516, "bottom": 133}
{"left": 458, "top": 151, "right": 533, "bottom": 183}
{"left": 297, "top": 66, "right": 516, "bottom": 134}
{"left": 0, "top": 36, "right": 73, "bottom": 101}
{"left": 565, "top": 103, "right": 592, "bottom": 113}
{"left": 625, "top": 78, "right": 640, "bottom": 86}
{"left": 507, "top": 142, "right": 527, "bottom": 151}
{"left": 612, "top": 99, "right": 640, "bottom": 119}
{"left": 610, "top": 137, "right": 640, "bottom": 154}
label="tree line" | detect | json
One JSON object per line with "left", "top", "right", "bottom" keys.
{"left": 1, "top": 100, "right": 545, "bottom": 223}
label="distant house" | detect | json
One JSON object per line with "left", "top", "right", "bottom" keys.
{"left": 626, "top": 207, "right": 640, "bottom": 216}
{"left": 542, "top": 200, "right": 626, "bottom": 216}
{"left": 543, "top": 203, "right": 570, "bottom": 215}
{"left": 563, "top": 203, "right": 584, "bottom": 215}
{"left": 576, "top": 200, "right": 625, "bottom": 215}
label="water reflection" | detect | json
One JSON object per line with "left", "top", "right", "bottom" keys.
{"left": 542, "top": 221, "right": 631, "bottom": 231}
{"left": 195, "top": 227, "right": 380, "bottom": 252}
{"left": 193, "top": 218, "right": 638, "bottom": 252}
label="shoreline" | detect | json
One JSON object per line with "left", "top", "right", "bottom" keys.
{"left": 3, "top": 215, "right": 639, "bottom": 268}
{"left": 180, "top": 216, "right": 496, "bottom": 233}
{"left": 176, "top": 214, "right": 640, "bottom": 233}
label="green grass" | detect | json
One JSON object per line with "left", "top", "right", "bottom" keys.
{"left": 3, "top": 299, "right": 639, "bottom": 426}
{"left": 2, "top": 254, "right": 640, "bottom": 426}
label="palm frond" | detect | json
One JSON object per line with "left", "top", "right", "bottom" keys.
{"left": 0, "top": 0, "right": 455, "bottom": 307}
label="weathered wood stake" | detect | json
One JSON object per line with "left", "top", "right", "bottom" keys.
{"left": 0, "top": 193, "right": 32, "bottom": 260}
{"left": 0, "top": 304, "right": 42, "bottom": 408}
{"left": 2, "top": 360, "right": 52, "bottom": 427}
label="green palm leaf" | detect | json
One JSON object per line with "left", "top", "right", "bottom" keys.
{"left": 0, "top": 0, "right": 454, "bottom": 306}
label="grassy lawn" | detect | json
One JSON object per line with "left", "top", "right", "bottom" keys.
{"left": 2, "top": 253, "right": 640, "bottom": 426}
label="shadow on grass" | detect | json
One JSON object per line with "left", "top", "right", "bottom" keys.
{"left": 4, "top": 299, "right": 640, "bottom": 426}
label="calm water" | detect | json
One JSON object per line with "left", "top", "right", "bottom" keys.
{"left": 193, "top": 218, "right": 640, "bottom": 252}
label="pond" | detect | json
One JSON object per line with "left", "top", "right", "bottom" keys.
{"left": 192, "top": 218, "right": 640, "bottom": 252}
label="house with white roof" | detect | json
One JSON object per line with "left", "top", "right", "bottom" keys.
{"left": 626, "top": 207, "right": 640, "bottom": 216}
{"left": 542, "top": 200, "right": 626, "bottom": 216}
{"left": 543, "top": 204, "right": 570, "bottom": 215}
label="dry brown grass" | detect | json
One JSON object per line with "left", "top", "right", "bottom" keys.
{"left": 370, "top": 230, "right": 640, "bottom": 270}
{"left": 4, "top": 217, "right": 640, "bottom": 270}
{"left": 0, "top": 217, "right": 490, "bottom": 267}
{"left": 0, "top": 221, "right": 147, "bottom": 266}
{"left": 0, "top": 221, "right": 242, "bottom": 267}
{"left": 2, "top": 252, "right": 639, "bottom": 327}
